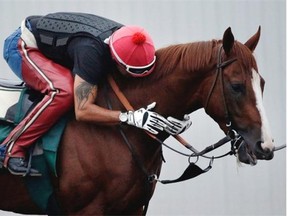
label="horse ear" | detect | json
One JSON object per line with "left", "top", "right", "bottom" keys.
{"left": 244, "top": 26, "right": 261, "bottom": 52}
{"left": 222, "top": 27, "right": 234, "bottom": 55}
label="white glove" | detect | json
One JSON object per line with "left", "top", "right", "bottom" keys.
{"left": 119, "top": 102, "right": 173, "bottom": 135}
{"left": 166, "top": 114, "right": 192, "bottom": 135}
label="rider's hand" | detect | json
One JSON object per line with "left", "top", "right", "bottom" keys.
{"left": 166, "top": 115, "right": 192, "bottom": 135}
{"left": 119, "top": 102, "right": 173, "bottom": 135}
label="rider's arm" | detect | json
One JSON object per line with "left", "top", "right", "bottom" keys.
{"left": 74, "top": 74, "right": 121, "bottom": 125}
{"left": 73, "top": 75, "right": 192, "bottom": 135}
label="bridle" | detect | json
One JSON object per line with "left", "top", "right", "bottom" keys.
{"left": 175, "top": 45, "right": 241, "bottom": 160}
{"left": 203, "top": 45, "right": 285, "bottom": 154}
{"left": 205, "top": 45, "right": 237, "bottom": 134}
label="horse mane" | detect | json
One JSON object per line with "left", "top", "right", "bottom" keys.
{"left": 153, "top": 39, "right": 258, "bottom": 80}
{"left": 154, "top": 40, "right": 218, "bottom": 79}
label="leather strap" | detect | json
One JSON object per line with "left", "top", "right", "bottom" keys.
{"left": 107, "top": 75, "right": 134, "bottom": 111}
{"left": 107, "top": 74, "right": 193, "bottom": 149}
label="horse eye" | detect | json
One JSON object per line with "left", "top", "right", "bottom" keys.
{"left": 231, "top": 83, "right": 245, "bottom": 94}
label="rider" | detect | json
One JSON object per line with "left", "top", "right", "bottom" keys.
{"left": 2, "top": 12, "right": 191, "bottom": 176}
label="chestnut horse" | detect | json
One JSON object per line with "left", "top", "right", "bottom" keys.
{"left": 0, "top": 27, "right": 275, "bottom": 215}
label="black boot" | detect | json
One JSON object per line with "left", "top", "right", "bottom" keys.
{"left": 7, "top": 157, "right": 41, "bottom": 177}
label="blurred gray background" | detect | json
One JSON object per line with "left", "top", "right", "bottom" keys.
{"left": 0, "top": 0, "right": 285, "bottom": 215}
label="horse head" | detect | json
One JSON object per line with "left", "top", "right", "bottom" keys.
{"left": 204, "top": 27, "right": 274, "bottom": 165}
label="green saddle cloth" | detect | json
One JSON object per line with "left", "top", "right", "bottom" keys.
{"left": 24, "top": 116, "right": 67, "bottom": 212}
{"left": 0, "top": 87, "right": 67, "bottom": 213}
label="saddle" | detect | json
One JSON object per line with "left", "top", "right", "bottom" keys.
{"left": 0, "top": 80, "right": 66, "bottom": 213}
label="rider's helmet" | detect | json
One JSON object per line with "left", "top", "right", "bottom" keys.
{"left": 108, "top": 25, "right": 156, "bottom": 77}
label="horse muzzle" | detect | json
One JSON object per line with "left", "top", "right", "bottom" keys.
{"left": 254, "top": 141, "right": 274, "bottom": 160}
{"left": 236, "top": 139, "right": 274, "bottom": 165}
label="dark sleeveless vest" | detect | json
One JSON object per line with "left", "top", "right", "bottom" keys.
{"left": 28, "top": 12, "right": 123, "bottom": 61}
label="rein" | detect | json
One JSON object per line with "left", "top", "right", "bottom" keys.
{"left": 106, "top": 75, "right": 228, "bottom": 157}
{"left": 107, "top": 45, "right": 239, "bottom": 162}
{"left": 106, "top": 44, "right": 286, "bottom": 184}
{"left": 106, "top": 74, "right": 236, "bottom": 169}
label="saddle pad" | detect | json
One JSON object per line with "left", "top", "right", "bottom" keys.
{"left": 41, "top": 115, "right": 67, "bottom": 175}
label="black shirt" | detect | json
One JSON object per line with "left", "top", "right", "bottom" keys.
{"left": 67, "top": 37, "right": 114, "bottom": 85}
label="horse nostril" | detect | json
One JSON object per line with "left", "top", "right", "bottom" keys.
{"left": 255, "top": 141, "right": 274, "bottom": 160}
{"left": 265, "top": 150, "right": 274, "bottom": 160}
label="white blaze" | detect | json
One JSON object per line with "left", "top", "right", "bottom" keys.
{"left": 251, "top": 70, "right": 274, "bottom": 151}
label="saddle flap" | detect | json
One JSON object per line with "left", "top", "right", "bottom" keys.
{"left": 0, "top": 87, "right": 22, "bottom": 121}
{"left": 0, "top": 86, "right": 43, "bottom": 123}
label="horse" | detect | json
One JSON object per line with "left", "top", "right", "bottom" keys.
{"left": 0, "top": 27, "right": 275, "bottom": 215}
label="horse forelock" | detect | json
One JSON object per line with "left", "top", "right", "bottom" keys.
{"left": 233, "top": 41, "right": 258, "bottom": 74}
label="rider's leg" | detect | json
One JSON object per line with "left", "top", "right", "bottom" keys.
{"left": 2, "top": 33, "right": 74, "bottom": 176}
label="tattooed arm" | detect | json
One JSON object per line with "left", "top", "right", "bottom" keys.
{"left": 74, "top": 75, "right": 121, "bottom": 124}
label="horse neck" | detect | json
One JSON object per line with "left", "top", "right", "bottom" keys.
{"left": 112, "top": 48, "right": 216, "bottom": 118}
